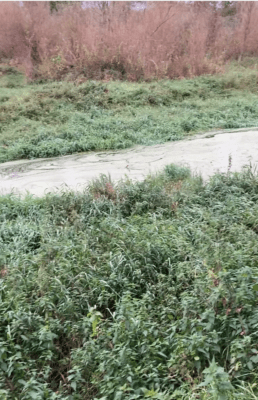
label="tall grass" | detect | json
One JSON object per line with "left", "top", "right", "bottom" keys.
{"left": 1, "top": 164, "right": 258, "bottom": 398}
{"left": 1, "top": 64, "right": 258, "bottom": 163}
{"left": 1, "top": 2, "right": 258, "bottom": 81}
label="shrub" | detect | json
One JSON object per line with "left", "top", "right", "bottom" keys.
{"left": 164, "top": 163, "right": 191, "bottom": 181}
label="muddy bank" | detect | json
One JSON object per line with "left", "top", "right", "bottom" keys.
{"left": 1, "top": 128, "right": 258, "bottom": 197}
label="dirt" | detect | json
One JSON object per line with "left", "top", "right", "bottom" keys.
{"left": 1, "top": 128, "right": 258, "bottom": 197}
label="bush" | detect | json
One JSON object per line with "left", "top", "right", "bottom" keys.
{"left": 164, "top": 163, "right": 191, "bottom": 181}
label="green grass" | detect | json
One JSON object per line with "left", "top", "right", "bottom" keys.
{"left": 1, "top": 63, "right": 258, "bottom": 163}
{"left": 1, "top": 164, "right": 258, "bottom": 399}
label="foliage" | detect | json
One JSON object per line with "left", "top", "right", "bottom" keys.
{"left": 164, "top": 164, "right": 191, "bottom": 181}
{"left": 0, "top": 164, "right": 258, "bottom": 399}
{"left": 1, "top": 65, "right": 258, "bottom": 162}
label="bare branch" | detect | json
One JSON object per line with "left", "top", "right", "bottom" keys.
{"left": 150, "top": 5, "right": 175, "bottom": 37}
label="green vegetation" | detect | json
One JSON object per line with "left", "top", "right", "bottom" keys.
{"left": 1, "top": 164, "right": 258, "bottom": 399}
{"left": 1, "top": 64, "right": 258, "bottom": 163}
{"left": 1, "top": 59, "right": 258, "bottom": 398}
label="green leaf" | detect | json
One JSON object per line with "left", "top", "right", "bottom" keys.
{"left": 145, "top": 389, "right": 158, "bottom": 397}
{"left": 28, "top": 391, "right": 40, "bottom": 399}
{"left": 0, "top": 362, "right": 7, "bottom": 372}
{"left": 247, "top": 361, "right": 253, "bottom": 370}
{"left": 157, "top": 352, "right": 167, "bottom": 358}
{"left": 18, "top": 379, "right": 27, "bottom": 386}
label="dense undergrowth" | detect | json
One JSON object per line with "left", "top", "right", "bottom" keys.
{"left": 1, "top": 164, "right": 258, "bottom": 399}
{"left": 1, "top": 62, "right": 258, "bottom": 163}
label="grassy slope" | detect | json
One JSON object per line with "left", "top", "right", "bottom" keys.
{"left": 1, "top": 165, "right": 258, "bottom": 399}
{"left": 1, "top": 63, "right": 258, "bottom": 163}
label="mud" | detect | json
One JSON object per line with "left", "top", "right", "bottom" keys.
{"left": 1, "top": 128, "right": 258, "bottom": 197}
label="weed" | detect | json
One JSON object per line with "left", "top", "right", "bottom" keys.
{"left": 164, "top": 164, "right": 191, "bottom": 181}
{"left": 0, "top": 165, "right": 258, "bottom": 398}
{"left": 1, "top": 66, "right": 258, "bottom": 162}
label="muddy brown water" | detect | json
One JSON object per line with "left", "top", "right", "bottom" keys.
{"left": 1, "top": 128, "right": 258, "bottom": 197}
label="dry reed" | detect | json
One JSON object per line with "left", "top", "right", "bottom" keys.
{"left": 1, "top": 1, "right": 258, "bottom": 81}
